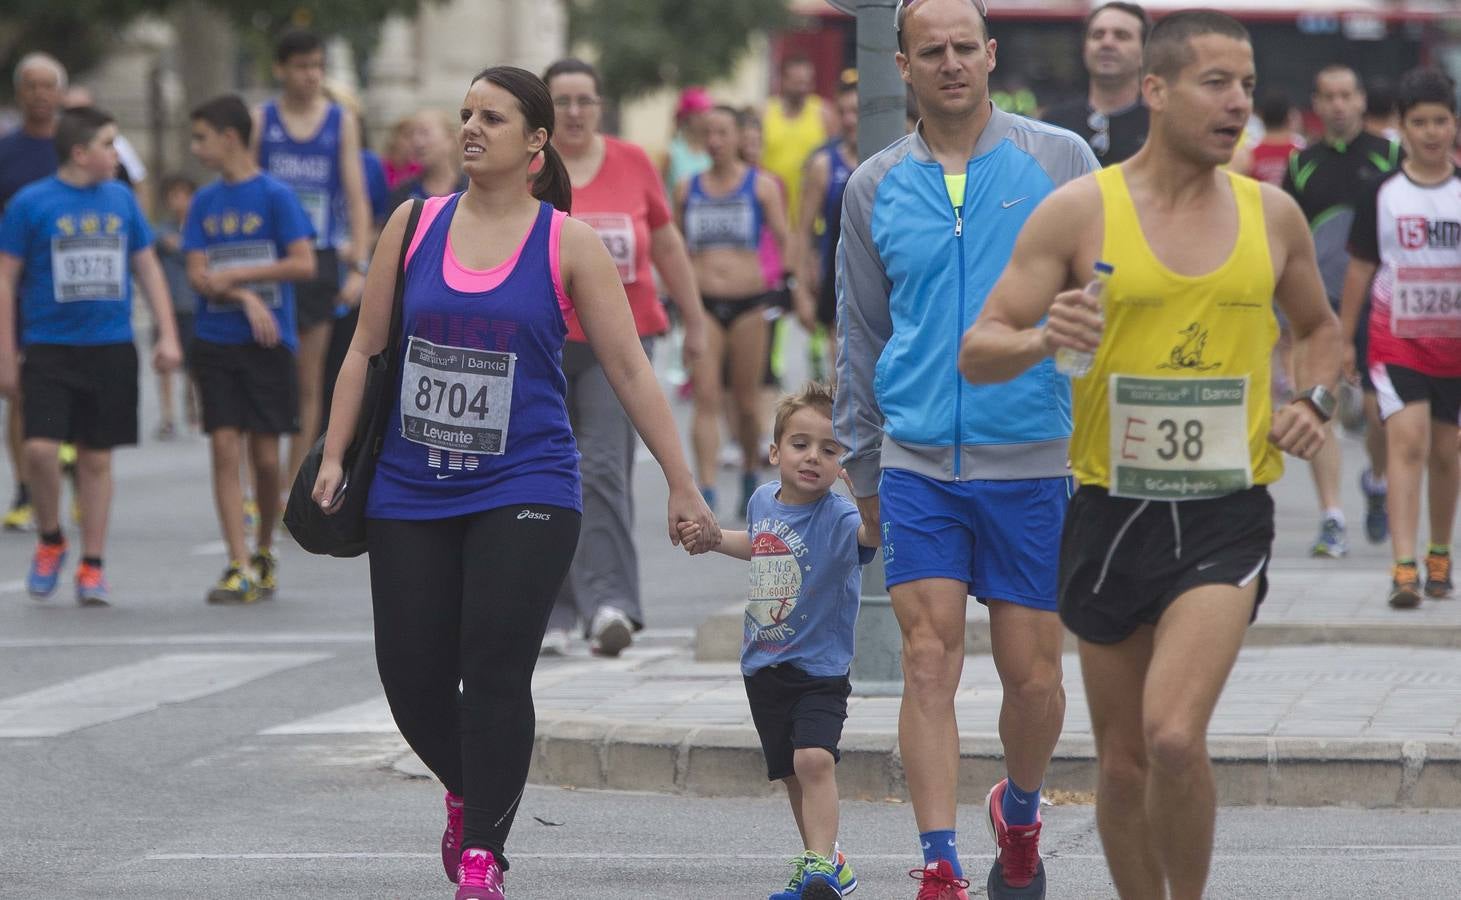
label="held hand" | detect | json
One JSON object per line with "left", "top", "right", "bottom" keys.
{"left": 677, "top": 520, "right": 702, "bottom": 549}
{"left": 238, "top": 291, "right": 280, "bottom": 348}
{"left": 312, "top": 457, "right": 346, "bottom": 514}
{"left": 153, "top": 334, "right": 183, "bottom": 374}
{"left": 1041, "top": 287, "right": 1104, "bottom": 356}
{"left": 338, "top": 269, "right": 366, "bottom": 310}
{"left": 668, "top": 482, "right": 720, "bottom": 554}
{"left": 199, "top": 269, "right": 238, "bottom": 297}
{"left": 681, "top": 319, "right": 706, "bottom": 372}
{"left": 1269, "top": 401, "right": 1328, "bottom": 461}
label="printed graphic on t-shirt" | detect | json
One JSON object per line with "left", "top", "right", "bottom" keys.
{"left": 580, "top": 212, "right": 637, "bottom": 284}
{"left": 746, "top": 519, "right": 811, "bottom": 652}
{"left": 399, "top": 336, "right": 515, "bottom": 455}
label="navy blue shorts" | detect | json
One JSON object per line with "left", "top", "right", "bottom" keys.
{"left": 879, "top": 468, "right": 1071, "bottom": 611}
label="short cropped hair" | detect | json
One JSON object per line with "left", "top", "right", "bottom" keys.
{"left": 54, "top": 106, "right": 113, "bottom": 164}
{"left": 1257, "top": 89, "right": 1291, "bottom": 129}
{"left": 14, "top": 52, "right": 67, "bottom": 91}
{"left": 1366, "top": 78, "right": 1397, "bottom": 118}
{"left": 1314, "top": 63, "right": 1362, "bottom": 95}
{"left": 773, "top": 381, "right": 837, "bottom": 445}
{"left": 275, "top": 29, "right": 324, "bottom": 64}
{"left": 190, "top": 94, "right": 252, "bottom": 145}
{"left": 1143, "top": 10, "right": 1249, "bottom": 81}
{"left": 1397, "top": 67, "right": 1457, "bottom": 118}
{"left": 1087, "top": 2, "right": 1150, "bottom": 45}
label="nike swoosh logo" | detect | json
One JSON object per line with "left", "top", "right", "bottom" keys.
{"left": 1002, "top": 197, "right": 1029, "bottom": 209}
{"left": 1197, "top": 561, "right": 1218, "bottom": 571}
{"left": 435, "top": 474, "right": 454, "bottom": 480}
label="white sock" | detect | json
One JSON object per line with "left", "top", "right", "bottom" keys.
{"left": 1324, "top": 508, "right": 1346, "bottom": 527}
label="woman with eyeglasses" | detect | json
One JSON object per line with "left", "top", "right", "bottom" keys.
{"left": 541, "top": 58, "right": 708, "bottom": 657}
{"left": 677, "top": 104, "right": 791, "bottom": 517}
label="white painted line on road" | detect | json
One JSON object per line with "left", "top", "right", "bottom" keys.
{"left": 0, "top": 578, "right": 26, "bottom": 595}
{"left": 189, "top": 540, "right": 228, "bottom": 557}
{"left": 0, "top": 651, "right": 331, "bottom": 737}
{"left": 0, "top": 632, "right": 373, "bottom": 649}
{"left": 262, "top": 697, "right": 394, "bottom": 735}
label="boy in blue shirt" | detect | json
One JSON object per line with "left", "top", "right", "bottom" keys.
{"left": 0, "top": 105, "right": 183, "bottom": 606}
{"left": 183, "top": 94, "right": 315, "bottom": 605}
{"left": 681, "top": 381, "right": 878, "bottom": 900}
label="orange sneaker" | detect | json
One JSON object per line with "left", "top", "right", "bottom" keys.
{"left": 75, "top": 562, "right": 110, "bottom": 607}
{"left": 26, "top": 539, "right": 67, "bottom": 600}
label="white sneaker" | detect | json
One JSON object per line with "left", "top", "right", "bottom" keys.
{"left": 539, "top": 628, "right": 571, "bottom": 656}
{"left": 589, "top": 606, "right": 634, "bottom": 657}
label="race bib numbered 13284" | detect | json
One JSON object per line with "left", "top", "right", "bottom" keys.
{"left": 399, "top": 336, "right": 515, "bottom": 455}
{"left": 51, "top": 234, "right": 125, "bottom": 302}
{"left": 1391, "top": 266, "right": 1461, "bottom": 339}
{"left": 1108, "top": 374, "right": 1253, "bottom": 501}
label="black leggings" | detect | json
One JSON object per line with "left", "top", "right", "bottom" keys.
{"left": 367, "top": 504, "right": 581, "bottom": 867}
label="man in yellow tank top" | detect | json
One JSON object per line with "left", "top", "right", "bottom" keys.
{"left": 960, "top": 12, "right": 1341, "bottom": 900}
{"left": 763, "top": 56, "right": 835, "bottom": 227}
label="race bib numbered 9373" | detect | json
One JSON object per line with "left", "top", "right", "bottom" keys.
{"left": 1391, "top": 266, "right": 1461, "bottom": 338}
{"left": 399, "top": 337, "right": 515, "bottom": 455}
{"left": 1109, "top": 375, "right": 1252, "bottom": 501}
{"left": 52, "top": 234, "right": 125, "bottom": 302}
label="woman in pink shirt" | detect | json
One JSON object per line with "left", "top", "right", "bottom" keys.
{"left": 542, "top": 58, "right": 707, "bottom": 656}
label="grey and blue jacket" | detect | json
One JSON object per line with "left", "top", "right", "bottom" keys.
{"left": 833, "top": 105, "right": 1098, "bottom": 497}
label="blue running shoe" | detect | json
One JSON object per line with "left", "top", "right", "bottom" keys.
{"left": 835, "top": 849, "right": 858, "bottom": 895}
{"left": 1362, "top": 471, "right": 1388, "bottom": 544}
{"left": 1311, "top": 516, "right": 1349, "bottom": 558}
{"left": 772, "top": 852, "right": 842, "bottom": 900}
{"left": 27, "top": 539, "right": 67, "bottom": 600}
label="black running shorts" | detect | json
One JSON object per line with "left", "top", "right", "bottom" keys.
{"left": 295, "top": 247, "right": 340, "bottom": 331}
{"left": 21, "top": 342, "right": 139, "bottom": 449}
{"left": 743, "top": 664, "right": 850, "bottom": 781}
{"left": 191, "top": 339, "right": 300, "bottom": 435}
{"left": 1058, "top": 485, "right": 1274, "bottom": 645}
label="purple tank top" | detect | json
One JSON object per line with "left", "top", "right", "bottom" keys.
{"left": 367, "top": 196, "right": 581, "bottom": 519}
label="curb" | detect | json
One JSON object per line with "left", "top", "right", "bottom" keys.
{"left": 692, "top": 605, "right": 1461, "bottom": 662}
{"left": 391, "top": 718, "right": 1461, "bottom": 809}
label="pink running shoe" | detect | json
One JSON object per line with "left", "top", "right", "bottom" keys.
{"left": 455, "top": 848, "right": 505, "bottom": 899}
{"left": 443, "top": 792, "right": 464, "bottom": 882}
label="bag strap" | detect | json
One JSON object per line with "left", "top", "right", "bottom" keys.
{"left": 386, "top": 198, "right": 425, "bottom": 361}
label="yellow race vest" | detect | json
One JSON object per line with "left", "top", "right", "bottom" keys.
{"left": 763, "top": 95, "right": 828, "bottom": 226}
{"left": 1070, "top": 166, "right": 1281, "bottom": 499}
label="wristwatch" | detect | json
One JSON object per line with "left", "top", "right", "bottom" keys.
{"left": 1294, "top": 385, "right": 1336, "bottom": 423}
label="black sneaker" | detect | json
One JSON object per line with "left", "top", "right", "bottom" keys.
{"left": 1425, "top": 553, "right": 1453, "bottom": 600}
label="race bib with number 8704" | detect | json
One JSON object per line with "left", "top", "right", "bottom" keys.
{"left": 1108, "top": 375, "right": 1253, "bottom": 501}
{"left": 399, "top": 336, "right": 515, "bottom": 455}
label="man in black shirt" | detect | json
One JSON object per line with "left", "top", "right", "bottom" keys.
{"left": 1041, "top": 2, "right": 1149, "bottom": 166}
{"left": 1283, "top": 63, "right": 1403, "bottom": 560}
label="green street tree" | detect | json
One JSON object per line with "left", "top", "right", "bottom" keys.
{"left": 568, "top": 0, "right": 792, "bottom": 100}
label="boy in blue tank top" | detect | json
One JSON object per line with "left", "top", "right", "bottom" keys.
{"left": 0, "top": 106, "right": 184, "bottom": 607}
{"left": 680, "top": 382, "right": 878, "bottom": 900}
{"left": 253, "top": 29, "right": 372, "bottom": 508}
{"left": 184, "top": 95, "right": 316, "bottom": 605}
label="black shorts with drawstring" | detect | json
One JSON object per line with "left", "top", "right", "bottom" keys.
{"left": 1058, "top": 485, "right": 1275, "bottom": 644}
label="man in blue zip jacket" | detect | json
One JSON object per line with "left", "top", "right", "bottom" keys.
{"left": 834, "top": 1, "right": 1096, "bottom": 897}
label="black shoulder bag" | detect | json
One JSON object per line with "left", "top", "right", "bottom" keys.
{"left": 284, "top": 199, "right": 423, "bottom": 557}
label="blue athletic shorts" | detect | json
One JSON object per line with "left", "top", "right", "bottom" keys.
{"left": 878, "top": 468, "right": 1072, "bottom": 611}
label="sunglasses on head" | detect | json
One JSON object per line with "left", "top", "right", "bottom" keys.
{"left": 895, "top": 0, "right": 990, "bottom": 32}
{"left": 1087, "top": 110, "right": 1111, "bottom": 158}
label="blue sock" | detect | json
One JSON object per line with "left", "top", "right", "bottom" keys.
{"left": 1002, "top": 777, "right": 1042, "bottom": 827}
{"left": 919, "top": 829, "right": 961, "bottom": 877}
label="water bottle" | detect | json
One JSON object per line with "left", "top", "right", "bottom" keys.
{"left": 1055, "top": 262, "right": 1115, "bottom": 378}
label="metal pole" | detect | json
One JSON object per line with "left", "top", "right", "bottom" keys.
{"left": 830, "top": 0, "right": 905, "bottom": 696}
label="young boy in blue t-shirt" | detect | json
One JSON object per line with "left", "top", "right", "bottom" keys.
{"left": 0, "top": 106, "right": 183, "bottom": 607}
{"left": 183, "top": 94, "right": 315, "bottom": 605}
{"left": 681, "top": 381, "right": 878, "bottom": 900}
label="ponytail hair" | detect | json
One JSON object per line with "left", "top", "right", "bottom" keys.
{"left": 470, "top": 65, "right": 573, "bottom": 213}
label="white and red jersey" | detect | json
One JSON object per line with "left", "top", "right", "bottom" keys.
{"left": 1348, "top": 167, "right": 1461, "bottom": 377}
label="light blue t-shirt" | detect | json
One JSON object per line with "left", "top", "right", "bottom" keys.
{"left": 0, "top": 176, "right": 152, "bottom": 346}
{"left": 182, "top": 173, "right": 314, "bottom": 353}
{"left": 741, "top": 482, "right": 876, "bottom": 677}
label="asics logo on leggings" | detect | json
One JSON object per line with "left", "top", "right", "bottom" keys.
{"left": 517, "top": 509, "right": 551, "bottom": 521}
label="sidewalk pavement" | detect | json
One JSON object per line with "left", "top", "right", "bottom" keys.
{"left": 390, "top": 432, "right": 1461, "bottom": 807}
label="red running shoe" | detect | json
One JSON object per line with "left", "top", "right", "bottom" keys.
{"left": 909, "top": 859, "right": 970, "bottom": 900}
{"left": 985, "top": 779, "right": 1047, "bottom": 897}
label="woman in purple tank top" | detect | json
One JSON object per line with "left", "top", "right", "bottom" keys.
{"left": 312, "top": 66, "right": 719, "bottom": 899}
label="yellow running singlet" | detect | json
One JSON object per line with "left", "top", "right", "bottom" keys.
{"left": 1069, "top": 166, "right": 1281, "bottom": 499}
{"left": 763, "top": 96, "right": 828, "bottom": 226}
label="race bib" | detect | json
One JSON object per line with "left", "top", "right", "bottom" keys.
{"left": 204, "top": 241, "right": 281, "bottom": 312}
{"left": 1391, "top": 266, "right": 1461, "bottom": 338}
{"left": 1109, "top": 375, "right": 1253, "bottom": 501}
{"left": 686, "top": 199, "right": 754, "bottom": 249}
{"left": 296, "top": 189, "right": 330, "bottom": 245}
{"left": 581, "top": 212, "right": 638, "bottom": 284}
{"left": 399, "top": 337, "right": 515, "bottom": 455}
{"left": 51, "top": 234, "right": 125, "bottom": 302}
